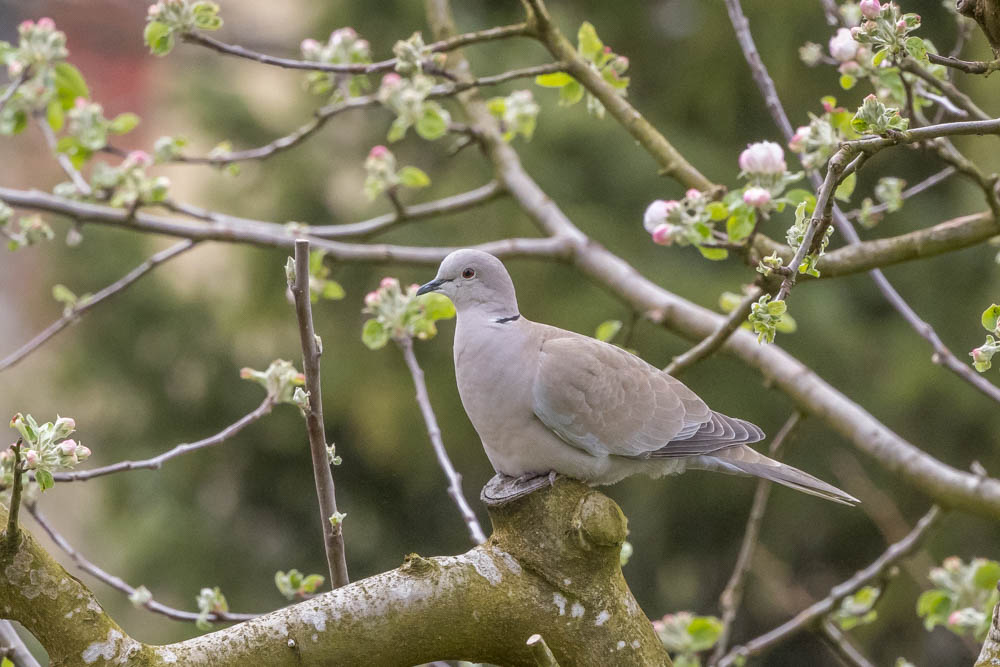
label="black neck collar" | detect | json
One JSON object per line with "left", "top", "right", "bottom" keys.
{"left": 493, "top": 313, "right": 521, "bottom": 324}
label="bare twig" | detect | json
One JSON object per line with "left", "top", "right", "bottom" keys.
{"left": 718, "top": 505, "right": 942, "bottom": 666}
{"left": 0, "top": 620, "right": 41, "bottom": 667}
{"left": 819, "top": 618, "right": 877, "bottom": 667}
{"left": 4, "top": 441, "right": 24, "bottom": 551}
{"left": 290, "top": 239, "right": 349, "bottom": 588}
{"left": 181, "top": 22, "right": 531, "bottom": 74}
{"left": 708, "top": 413, "right": 803, "bottom": 666}
{"left": 0, "top": 69, "right": 29, "bottom": 117}
{"left": 397, "top": 336, "right": 486, "bottom": 545}
{"left": 927, "top": 52, "right": 1000, "bottom": 75}
{"left": 899, "top": 59, "right": 989, "bottom": 121}
{"left": 50, "top": 396, "right": 274, "bottom": 482}
{"left": 27, "top": 505, "right": 258, "bottom": 624}
{"left": 844, "top": 167, "right": 957, "bottom": 220}
{"left": 310, "top": 180, "right": 505, "bottom": 239}
{"left": 36, "top": 116, "right": 92, "bottom": 197}
{"left": 527, "top": 633, "right": 561, "bottom": 666}
{"left": 0, "top": 240, "right": 195, "bottom": 373}
{"left": 665, "top": 286, "right": 762, "bottom": 376}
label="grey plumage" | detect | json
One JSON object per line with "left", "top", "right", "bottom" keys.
{"left": 418, "top": 249, "right": 858, "bottom": 506}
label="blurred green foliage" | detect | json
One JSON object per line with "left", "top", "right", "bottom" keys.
{"left": 2, "top": 0, "right": 999, "bottom": 664}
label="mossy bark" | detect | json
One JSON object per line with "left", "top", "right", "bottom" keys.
{"left": 958, "top": 0, "right": 1000, "bottom": 58}
{"left": 977, "top": 589, "right": 1000, "bottom": 667}
{"left": 1, "top": 479, "right": 671, "bottom": 666}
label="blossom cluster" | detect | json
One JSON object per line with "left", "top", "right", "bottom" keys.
{"left": 918, "top": 556, "right": 1000, "bottom": 641}
{"left": 144, "top": 0, "right": 223, "bottom": 57}
{"left": 300, "top": 27, "right": 372, "bottom": 98}
{"left": 361, "top": 277, "right": 455, "bottom": 349}
{"left": 363, "top": 145, "right": 430, "bottom": 201}
{"left": 6, "top": 413, "right": 90, "bottom": 492}
{"left": 970, "top": 305, "right": 1000, "bottom": 373}
{"left": 377, "top": 72, "right": 450, "bottom": 142}
{"left": 487, "top": 90, "right": 540, "bottom": 143}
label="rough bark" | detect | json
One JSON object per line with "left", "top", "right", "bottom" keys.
{"left": 0, "top": 479, "right": 670, "bottom": 666}
{"left": 977, "top": 586, "right": 1000, "bottom": 667}
{"left": 958, "top": 0, "right": 1000, "bottom": 57}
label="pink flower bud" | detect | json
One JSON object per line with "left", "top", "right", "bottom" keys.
{"left": 239, "top": 367, "right": 254, "bottom": 379}
{"left": 829, "top": 28, "right": 859, "bottom": 62}
{"left": 74, "top": 97, "right": 88, "bottom": 109}
{"left": 603, "top": 46, "right": 612, "bottom": 54}
{"left": 23, "top": 450, "right": 39, "bottom": 469}
{"left": 409, "top": 283, "right": 420, "bottom": 291}
{"left": 300, "top": 38, "right": 321, "bottom": 54}
{"left": 76, "top": 445, "right": 91, "bottom": 461}
{"left": 859, "top": 0, "right": 881, "bottom": 19}
{"left": 126, "top": 150, "right": 152, "bottom": 167}
{"left": 380, "top": 73, "right": 402, "bottom": 88}
{"left": 18, "top": 20, "right": 34, "bottom": 31}
{"left": 364, "top": 291, "right": 379, "bottom": 307}
{"left": 948, "top": 610, "right": 962, "bottom": 626}
{"left": 379, "top": 277, "right": 399, "bottom": 290}
{"left": 943, "top": 556, "right": 962, "bottom": 571}
{"left": 850, "top": 26, "right": 863, "bottom": 39}
{"left": 896, "top": 19, "right": 907, "bottom": 34}
{"left": 685, "top": 189, "right": 701, "bottom": 200}
{"left": 789, "top": 126, "right": 810, "bottom": 152}
{"left": 643, "top": 199, "right": 679, "bottom": 233}
{"left": 971, "top": 347, "right": 987, "bottom": 363}
{"left": 864, "top": 93, "right": 877, "bottom": 103}
{"left": 651, "top": 224, "right": 674, "bottom": 246}
{"left": 37, "top": 17, "right": 55, "bottom": 30}
{"left": 739, "top": 141, "right": 787, "bottom": 175}
{"left": 336, "top": 27, "right": 358, "bottom": 39}
{"left": 8, "top": 61, "right": 24, "bottom": 76}
{"left": 294, "top": 373, "right": 306, "bottom": 384}
{"left": 743, "top": 186, "right": 772, "bottom": 208}
{"left": 148, "top": 4, "right": 161, "bottom": 17}
{"left": 368, "top": 145, "right": 389, "bottom": 160}
{"left": 58, "top": 440, "right": 78, "bottom": 456}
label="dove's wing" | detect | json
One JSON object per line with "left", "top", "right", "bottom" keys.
{"left": 531, "top": 334, "right": 763, "bottom": 459}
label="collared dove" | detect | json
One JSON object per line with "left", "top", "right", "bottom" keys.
{"left": 417, "top": 249, "right": 858, "bottom": 505}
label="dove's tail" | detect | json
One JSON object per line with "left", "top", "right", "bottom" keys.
{"left": 691, "top": 445, "right": 860, "bottom": 506}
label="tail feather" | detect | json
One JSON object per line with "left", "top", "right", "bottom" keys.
{"left": 692, "top": 445, "right": 860, "bottom": 506}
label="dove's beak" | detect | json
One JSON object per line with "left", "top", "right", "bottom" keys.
{"left": 416, "top": 278, "right": 449, "bottom": 296}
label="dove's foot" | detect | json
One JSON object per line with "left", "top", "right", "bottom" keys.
{"left": 481, "top": 471, "right": 561, "bottom": 506}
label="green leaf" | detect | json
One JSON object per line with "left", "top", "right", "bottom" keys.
{"left": 906, "top": 36, "right": 928, "bottom": 63}
{"left": 835, "top": 172, "right": 856, "bottom": 202}
{"left": 726, "top": 210, "right": 755, "bottom": 242}
{"left": 397, "top": 165, "right": 431, "bottom": 188}
{"left": 686, "top": 616, "right": 723, "bottom": 652}
{"left": 53, "top": 63, "right": 89, "bottom": 109}
{"left": 419, "top": 292, "right": 456, "bottom": 321}
{"left": 697, "top": 245, "right": 728, "bottom": 261}
{"left": 415, "top": 106, "right": 448, "bottom": 141}
{"left": 916, "top": 588, "right": 953, "bottom": 628}
{"left": 774, "top": 312, "right": 797, "bottom": 334}
{"left": 982, "top": 304, "right": 1000, "bottom": 332}
{"left": 108, "top": 112, "right": 140, "bottom": 135}
{"left": 577, "top": 22, "right": 603, "bottom": 61}
{"left": 46, "top": 100, "right": 65, "bottom": 132}
{"left": 706, "top": 201, "right": 729, "bottom": 221}
{"left": 973, "top": 560, "right": 1000, "bottom": 590}
{"left": 3, "top": 657, "right": 14, "bottom": 667}
{"left": 766, "top": 299, "right": 787, "bottom": 317}
{"left": 36, "top": 468, "right": 54, "bottom": 491}
{"left": 872, "top": 48, "right": 888, "bottom": 67}
{"left": 595, "top": 319, "right": 622, "bottom": 342}
{"left": 144, "top": 21, "right": 174, "bottom": 56}
{"left": 784, "top": 189, "right": 816, "bottom": 214}
{"left": 361, "top": 319, "right": 390, "bottom": 350}
{"left": 320, "top": 281, "right": 345, "bottom": 301}
{"left": 535, "top": 72, "right": 574, "bottom": 88}
{"left": 559, "top": 79, "right": 584, "bottom": 106}
{"left": 387, "top": 117, "right": 409, "bottom": 143}
{"left": 839, "top": 74, "right": 856, "bottom": 90}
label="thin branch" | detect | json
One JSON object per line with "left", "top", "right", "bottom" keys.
{"left": 527, "top": 633, "right": 561, "bottom": 666}
{"left": 927, "top": 52, "right": 1000, "bottom": 75}
{"left": 819, "top": 618, "right": 877, "bottom": 667}
{"left": 181, "top": 22, "right": 531, "bottom": 74}
{"left": 0, "top": 620, "right": 41, "bottom": 667}
{"left": 290, "top": 239, "right": 349, "bottom": 589}
{"left": 35, "top": 116, "right": 92, "bottom": 197}
{"left": 173, "top": 63, "right": 562, "bottom": 166}
{"left": 844, "top": 167, "right": 957, "bottom": 220}
{"left": 819, "top": 0, "right": 842, "bottom": 25}
{"left": 845, "top": 117, "right": 1000, "bottom": 153}
{"left": 664, "top": 285, "right": 762, "bottom": 376}
{"left": 0, "top": 69, "right": 29, "bottom": 117}
{"left": 397, "top": 336, "right": 486, "bottom": 545}
{"left": 310, "top": 180, "right": 505, "bottom": 239}
{"left": 523, "top": 0, "right": 718, "bottom": 193}
{"left": 26, "top": 504, "right": 258, "bottom": 624}
{"left": 0, "top": 240, "right": 195, "bottom": 373}
{"left": 708, "top": 413, "right": 803, "bottom": 666}
{"left": 4, "top": 441, "right": 23, "bottom": 552}
{"left": 899, "top": 59, "right": 990, "bottom": 121}
{"left": 50, "top": 396, "right": 275, "bottom": 482}
{"left": 718, "top": 505, "right": 943, "bottom": 666}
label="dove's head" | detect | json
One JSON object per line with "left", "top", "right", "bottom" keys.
{"left": 417, "top": 249, "right": 518, "bottom": 316}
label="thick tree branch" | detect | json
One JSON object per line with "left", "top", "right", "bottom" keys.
{"left": 290, "top": 239, "right": 350, "bottom": 589}
{"left": 0, "top": 620, "right": 40, "bottom": 667}
{"left": 977, "top": 588, "right": 1000, "bottom": 667}
{"left": 398, "top": 336, "right": 486, "bottom": 545}
{"left": 718, "top": 506, "right": 941, "bottom": 666}
{"left": 2, "top": 479, "right": 670, "bottom": 666}
{"left": 0, "top": 240, "right": 195, "bottom": 373}
{"left": 927, "top": 52, "right": 1000, "bottom": 74}
{"left": 522, "top": 0, "right": 718, "bottom": 193}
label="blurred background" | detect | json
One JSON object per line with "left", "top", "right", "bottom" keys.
{"left": 1, "top": 0, "right": 998, "bottom": 664}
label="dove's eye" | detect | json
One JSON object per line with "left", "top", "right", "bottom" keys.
{"left": 462, "top": 268, "right": 475, "bottom": 279}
